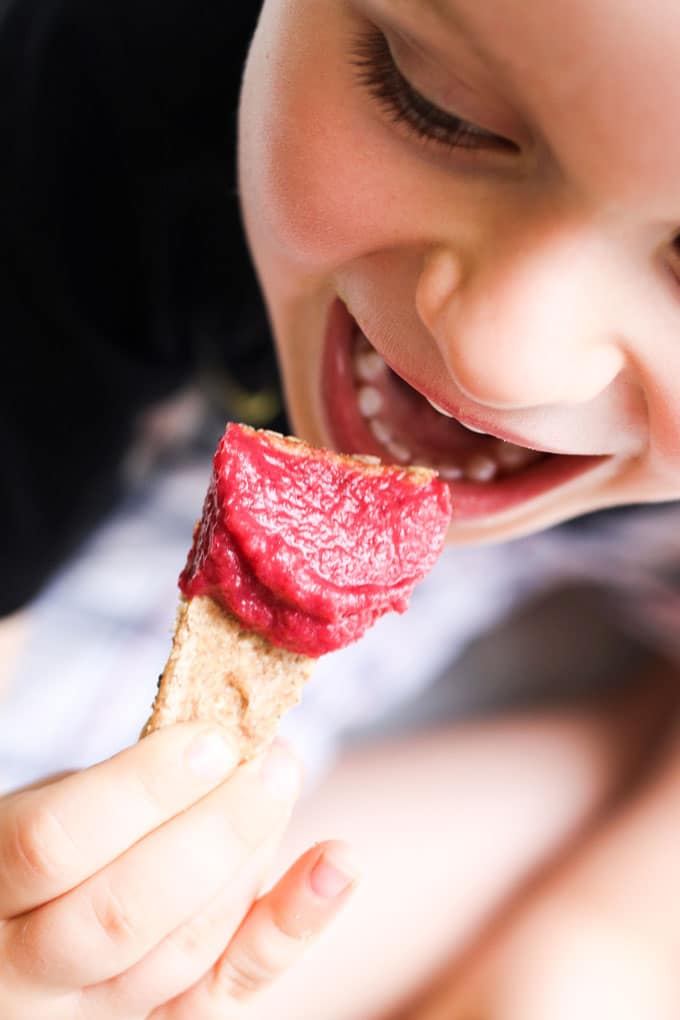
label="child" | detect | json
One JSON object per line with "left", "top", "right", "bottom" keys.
{"left": 2, "top": 0, "right": 680, "bottom": 1017}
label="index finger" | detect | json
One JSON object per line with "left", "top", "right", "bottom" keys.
{"left": 0, "top": 723, "right": 239, "bottom": 918}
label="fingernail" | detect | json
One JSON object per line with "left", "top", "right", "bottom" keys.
{"left": 310, "top": 846, "right": 359, "bottom": 899}
{"left": 186, "top": 729, "right": 239, "bottom": 781}
{"left": 259, "top": 739, "right": 301, "bottom": 801}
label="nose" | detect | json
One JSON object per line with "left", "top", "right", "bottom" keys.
{"left": 415, "top": 239, "right": 626, "bottom": 410}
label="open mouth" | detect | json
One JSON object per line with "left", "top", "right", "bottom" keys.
{"left": 321, "top": 298, "right": 606, "bottom": 521}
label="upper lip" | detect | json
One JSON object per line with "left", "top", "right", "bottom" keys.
{"left": 422, "top": 392, "right": 558, "bottom": 453}
{"left": 419, "top": 392, "right": 564, "bottom": 454}
{"left": 349, "top": 305, "right": 603, "bottom": 457}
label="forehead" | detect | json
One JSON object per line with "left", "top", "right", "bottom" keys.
{"left": 398, "top": 0, "right": 680, "bottom": 219}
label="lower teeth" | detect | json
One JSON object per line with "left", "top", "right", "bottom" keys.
{"left": 464, "top": 455, "right": 498, "bottom": 483}
{"left": 369, "top": 418, "right": 392, "bottom": 445}
{"left": 438, "top": 464, "right": 463, "bottom": 481}
{"left": 386, "top": 440, "right": 412, "bottom": 463}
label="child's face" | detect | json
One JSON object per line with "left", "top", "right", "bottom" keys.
{"left": 239, "top": 0, "right": 680, "bottom": 543}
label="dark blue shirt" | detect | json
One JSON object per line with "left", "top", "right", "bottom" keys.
{"left": 1, "top": 0, "right": 271, "bottom": 613}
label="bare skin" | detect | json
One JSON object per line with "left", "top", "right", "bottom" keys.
{"left": 245, "top": 666, "right": 678, "bottom": 1019}
{"left": 6, "top": 0, "right": 680, "bottom": 1015}
{"left": 239, "top": 0, "right": 680, "bottom": 541}
{"left": 404, "top": 678, "right": 680, "bottom": 1020}
{"left": 235, "top": 0, "right": 680, "bottom": 1013}
{"left": 0, "top": 726, "right": 358, "bottom": 1019}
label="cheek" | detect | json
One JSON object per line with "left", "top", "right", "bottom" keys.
{"left": 238, "top": 18, "right": 409, "bottom": 275}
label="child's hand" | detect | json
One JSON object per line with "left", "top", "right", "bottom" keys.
{"left": 0, "top": 725, "right": 358, "bottom": 1019}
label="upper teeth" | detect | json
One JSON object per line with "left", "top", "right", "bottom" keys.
{"left": 426, "top": 397, "right": 454, "bottom": 418}
{"left": 353, "top": 349, "right": 386, "bottom": 383}
{"left": 427, "top": 399, "right": 491, "bottom": 438}
{"left": 351, "top": 329, "right": 542, "bottom": 482}
{"left": 357, "top": 386, "right": 384, "bottom": 417}
{"left": 493, "top": 439, "right": 542, "bottom": 471}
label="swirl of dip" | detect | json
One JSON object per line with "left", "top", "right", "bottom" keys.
{"left": 179, "top": 424, "right": 452, "bottom": 656}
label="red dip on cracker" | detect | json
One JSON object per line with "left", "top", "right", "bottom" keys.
{"left": 179, "top": 424, "right": 452, "bottom": 656}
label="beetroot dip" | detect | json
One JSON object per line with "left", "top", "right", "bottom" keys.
{"left": 179, "top": 423, "right": 452, "bottom": 656}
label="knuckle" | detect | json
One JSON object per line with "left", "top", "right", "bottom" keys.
{"left": 215, "top": 945, "right": 280, "bottom": 1001}
{"left": 7, "top": 803, "right": 73, "bottom": 885}
{"left": 167, "top": 911, "right": 215, "bottom": 961}
{"left": 5, "top": 912, "right": 72, "bottom": 988}
{"left": 89, "top": 878, "right": 138, "bottom": 947}
{"left": 214, "top": 914, "right": 304, "bottom": 1003}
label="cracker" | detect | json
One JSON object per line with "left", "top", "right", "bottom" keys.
{"left": 141, "top": 426, "right": 449, "bottom": 759}
{"left": 142, "top": 595, "right": 314, "bottom": 761}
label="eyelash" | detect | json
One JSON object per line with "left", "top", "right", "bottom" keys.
{"left": 350, "top": 28, "right": 517, "bottom": 154}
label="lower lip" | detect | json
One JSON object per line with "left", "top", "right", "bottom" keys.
{"left": 321, "top": 298, "right": 607, "bottom": 521}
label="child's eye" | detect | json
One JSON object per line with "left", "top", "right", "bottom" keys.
{"left": 350, "top": 28, "right": 519, "bottom": 154}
